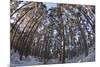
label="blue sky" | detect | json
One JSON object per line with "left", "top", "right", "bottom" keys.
{"left": 43, "top": 2, "right": 57, "bottom": 10}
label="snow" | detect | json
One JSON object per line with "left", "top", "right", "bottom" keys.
{"left": 47, "top": 59, "right": 60, "bottom": 64}
{"left": 10, "top": 47, "right": 95, "bottom": 66}
{"left": 65, "top": 47, "right": 95, "bottom": 63}
{"left": 10, "top": 49, "right": 43, "bottom": 67}
{"left": 79, "top": 47, "right": 95, "bottom": 62}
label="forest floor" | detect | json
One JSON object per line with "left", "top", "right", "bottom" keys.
{"left": 10, "top": 47, "right": 95, "bottom": 67}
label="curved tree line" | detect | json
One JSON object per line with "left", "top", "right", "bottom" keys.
{"left": 10, "top": 0, "right": 95, "bottom": 64}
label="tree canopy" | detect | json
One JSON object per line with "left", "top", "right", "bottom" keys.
{"left": 10, "top": 0, "right": 95, "bottom": 64}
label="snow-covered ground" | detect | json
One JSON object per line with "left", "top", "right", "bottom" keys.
{"left": 79, "top": 47, "right": 95, "bottom": 62}
{"left": 10, "top": 50, "right": 43, "bottom": 67}
{"left": 65, "top": 47, "right": 95, "bottom": 63}
{"left": 10, "top": 47, "right": 95, "bottom": 67}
